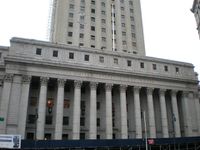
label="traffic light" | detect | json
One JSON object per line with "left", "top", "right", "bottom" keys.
{"left": 47, "top": 100, "right": 53, "bottom": 114}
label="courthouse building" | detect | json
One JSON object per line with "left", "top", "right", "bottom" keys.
{"left": 0, "top": 0, "right": 199, "bottom": 142}
{"left": 191, "top": 0, "right": 200, "bottom": 39}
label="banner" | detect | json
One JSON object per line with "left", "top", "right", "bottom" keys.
{"left": 0, "top": 134, "right": 21, "bottom": 149}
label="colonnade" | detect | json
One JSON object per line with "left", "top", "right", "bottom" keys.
{"left": 0, "top": 74, "right": 199, "bottom": 140}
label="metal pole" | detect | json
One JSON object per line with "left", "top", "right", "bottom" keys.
{"left": 143, "top": 111, "right": 148, "bottom": 150}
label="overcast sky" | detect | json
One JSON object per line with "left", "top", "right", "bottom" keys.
{"left": 0, "top": 0, "right": 199, "bottom": 79}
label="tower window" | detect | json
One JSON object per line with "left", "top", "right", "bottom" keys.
{"left": 91, "top": 9, "right": 95, "bottom": 13}
{"left": 36, "top": 48, "right": 42, "bottom": 55}
{"left": 69, "top": 13, "right": 73, "bottom": 18}
{"left": 91, "top": 26, "right": 95, "bottom": 31}
{"left": 114, "top": 58, "right": 118, "bottom": 64}
{"left": 91, "top": 17, "right": 95, "bottom": 22}
{"left": 140, "top": 62, "right": 144, "bottom": 68}
{"left": 99, "top": 56, "right": 104, "bottom": 63}
{"left": 80, "top": 117, "right": 85, "bottom": 126}
{"left": 84, "top": 54, "right": 89, "bottom": 61}
{"left": 63, "top": 116, "right": 69, "bottom": 125}
{"left": 164, "top": 65, "right": 168, "bottom": 72}
{"left": 53, "top": 50, "right": 58, "bottom": 57}
{"left": 69, "top": 52, "right": 74, "bottom": 59}
{"left": 80, "top": 33, "right": 84, "bottom": 38}
{"left": 69, "top": 4, "right": 74, "bottom": 9}
{"left": 176, "top": 67, "right": 179, "bottom": 73}
{"left": 68, "top": 22, "right": 73, "bottom": 27}
{"left": 91, "top": 35, "right": 95, "bottom": 40}
{"left": 127, "top": 60, "right": 132, "bottom": 67}
{"left": 153, "top": 64, "right": 157, "bottom": 70}
{"left": 68, "top": 32, "right": 73, "bottom": 37}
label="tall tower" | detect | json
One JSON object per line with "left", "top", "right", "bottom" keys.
{"left": 50, "top": 0, "right": 145, "bottom": 55}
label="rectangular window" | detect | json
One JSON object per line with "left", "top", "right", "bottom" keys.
{"left": 91, "top": 35, "right": 95, "bottom": 40}
{"left": 97, "top": 101, "right": 100, "bottom": 110}
{"left": 28, "top": 115, "right": 36, "bottom": 124}
{"left": 176, "top": 67, "right": 179, "bottom": 73}
{"left": 91, "top": 26, "right": 95, "bottom": 31}
{"left": 62, "top": 134, "right": 68, "bottom": 140}
{"left": 91, "top": 9, "right": 95, "bottom": 13}
{"left": 80, "top": 117, "right": 85, "bottom": 126}
{"left": 69, "top": 4, "right": 74, "bottom": 9}
{"left": 69, "top": 52, "right": 74, "bottom": 59}
{"left": 84, "top": 54, "right": 90, "bottom": 61}
{"left": 53, "top": 50, "right": 58, "bottom": 57}
{"left": 68, "top": 32, "right": 73, "bottom": 37}
{"left": 140, "top": 62, "right": 144, "bottom": 68}
{"left": 101, "top": 11, "right": 106, "bottom": 15}
{"left": 36, "top": 48, "right": 42, "bottom": 55}
{"left": 132, "top": 42, "right": 136, "bottom": 47}
{"left": 102, "top": 28, "right": 106, "bottom": 32}
{"left": 26, "top": 132, "right": 34, "bottom": 140}
{"left": 79, "top": 33, "right": 84, "bottom": 38}
{"left": 114, "top": 58, "right": 118, "bottom": 64}
{"left": 127, "top": 60, "right": 132, "bottom": 67}
{"left": 67, "top": 41, "right": 72, "bottom": 44}
{"left": 44, "top": 133, "right": 51, "bottom": 140}
{"left": 45, "top": 115, "right": 53, "bottom": 125}
{"left": 80, "top": 133, "right": 85, "bottom": 139}
{"left": 80, "top": 24, "right": 84, "bottom": 29}
{"left": 69, "top": 13, "right": 73, "bottom": 18}
{"left": 79, "top": 43, "right": 84, "bottom": 46}
{"left": 99, "top": 56, "right": 104, "bottom": 63}
{"left": 164, "top": 65, "right": 168, "bottom": 72}
{"left": 64, "top": 99, "right": 70, "bottom": 108}
{"left": 102, "top": 37, "right": 106, "bottom": 42}
{"left": 153, "top": 64, "right": 157, "bottom": 70}
{"left": 63, "top": 116, "right": 69, "bottom": 125}
{"left": 91, "top": 17, "right": 95, "bottom": 22}
{"left": 101, "top": 19, "right": 106, "bottom": 23}
{"left": 97, "top": 118, "right": 100, "bottom": 127}
{"left": 68, "top": 22, "right": 73, "bottom": 27}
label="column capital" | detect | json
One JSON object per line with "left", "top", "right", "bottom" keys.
{"left": 159, "top": 89, "right": 166, "bottom": 95}
{"left": 147, "top": 87, "right": 154, "bottom": 94}
{"left": 194, "top": 91, "right": 199, "bottom": 98}
{"left": 57, "top": 79, "right": 66, "bottom": 87}
{"left": 182, "top": 91, "right": 189, "bottom": 97}
{"left": 4, "top": 73, "right": 13, "bottom": 83}
{"left": 120, "top": 84, "right": 127, "bottom": 91}
{"left": 74, "top": 80, "right": 82, "bottom": 88}
{"left": 171, "top": 90, "right": 178, "bottom": 96}
{"left": 90, "top": 82, "right": 98, "bottom": 90}
{"left": 105, "top": 83, "right": 113, "bottom": 90}
{"left": 40, "top": 77, "right": 49, "bottom": 86}
{"left": 22, "top": 75, "right": 31, "bottom": 84}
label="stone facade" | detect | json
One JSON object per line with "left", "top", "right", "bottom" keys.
{"left": 0, "top": 38, "right": 199, "bottom": 140}
{"left": 191, "top": 0, "right": 200, "bottom": 39}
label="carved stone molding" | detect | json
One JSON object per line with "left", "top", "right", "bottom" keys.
{"left": 105, "top": 83, "right": 113, "bottom": 91}
{"left": 22, "top": 75, "right": 31, "bottom": 84}
{"left": 120, "top": 85, "right": 127, "bottom": 92}
{"left": 90, "top": 82, "right": 98, "bottom": 90}
{"left": 133, "top": 86, "right": 141, "bottom": 92}
{"left": 4, "top": 74, "right": 13, "bottom": 83}
{"left": 40, "top": 77, "right": 49, "bottom": 86}
{"left": 57, "top": 79, "right": 66, "bottom": 87}
{"left": 74, "top": 80, "right": 82, "bottom": 88}
{"left": 147, "top": 87, "right": 154, "bottom": 95}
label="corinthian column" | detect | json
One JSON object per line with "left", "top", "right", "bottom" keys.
{"left": 105, "top": 83, "right": 113, "bottom": 139}
{"left": 134, "top": 86, "right": 142, "bottom": 138}
{"left": 120, "top": 85, "right": 128, "bottom": 139}
{"left": 147, "top": 88, "right": 156, "bottom": 138}
{"left": 55, "top": 79, "right": 65, "bottom": 140}
{"left": 159, "top": 89, "right": 169, "bottom": 138}
{"left": 0, "top": 74, "right": 13, "bottom": 134}
{"left": 18, "top": 75, "right": 31, "bottom": 139}
{"left": 72, "top": 80, "right": 82, "bottom": 139}
{"left": 194, "top": 92, "right": 200, "bottom": 135}
{"left": 171, "top": 90, "right": 181, "bottom": 137}
{"left": 89, "top": 82, "right": 98, "bottom": 139}
{"left": 36, "top": 77, "right": 48, "bottom": 140}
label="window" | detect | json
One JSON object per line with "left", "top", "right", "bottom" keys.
{"left": 132, "top": 33, "right": 136, "bottom": 38}
{"left": 127, "top": 60, "right": 132, "bottom": 67}
{"left": 91, "top": 9, "right": 95, "bottom": 13}
{"left": 140, "top": 62, "right": 144, "bottom": 68}
{"left": 132, "top": 42, "right": 136, "bottom": 47}
{"left": 63, "top": 116, "right": 69, "bottom": 125}
{"left": 99, "top": 56, "right": 104, "bottom": 63}
{"left": 80, "top": 33, "right": 84, "bottom": 38}
{"left": 164, "top": 65, "right": 168, "bottom": 72}
{"left": 91, "top": 17, "right": 95, "bottom": 22}
{"left": 102, "top": 37, "right": 106, "bottom": 42}
{"left": 131, "top": 25, "right": 135, "bottom": 30}
{"left": 114, "top": 58, "right": 118, "bottom": 64}
{"left": 36, "top": 48, "right": 42, "bottom": 55}
{"left": 121, "top": 7, "right": 124, "bottom": 11}
{"left": 84, "top": 55, "right": 89, "bottom": 61}
{"left": 91, "top": 35, "right": 95, "bottom": 40}
{"left": 129, "top": 1, "right": 133, "bottom": 5}
{"left": 69, "top": 52, "right": 74, "bottom": 59}
{"left": 123, "top": 41, "right": 127, "bottom": 45}
{"left": 28, "top": 115, "right": 36, "bottom": 124}
{"left": 122, "top": 32, "right": 126, "bottom": 36}
{"left": 80, "top": 6, "right": 85, "bottom": 12}
{"left": 101, "top": 2, "right": 105, "bottom": 7}
{"left": 121, "top": 15, "right": 125, "bottom": 19}
{"left": 26, "top": 132, "right": 34, "bottom": 140}
{"left": 97, "top": 118, "right": 100, "bottom": 127}
{"left": 91, "top": 45, "right": 95, "bottom": 48}
{"left": 97, "top": 134, "right": 100, "bottom": 139}
{"left": 122, "top": 23, "right": 125, "bottom": 27}
{"left": 131, "top": 16, "right": 134, "bottom": 21}
{"left": 176, "top": 67, "right": 179, "bottom": 73}
{"left": 97, "top": 101, "right": 100, "bottom": 110}
{"left": 153, "top": 64, "right": 157, "bottom": 70}
{"left": 91, "top": 0, "right": 95, "bottom": 5}
{"left": 62, "top": 134, "right": 68, "bottom": 140}
{"left": 64, "top": 99, "right": 70, "bottom": 108}
{"left": 44, "top": 133, "right": 51, "bottom": 140}
{"left": 79, "top": 43, "right": 84, "bottom": 46}
{"left": 101, "top": 11, "right": 106, "bottom": 15}
{"left": 69, "top": 4, "right": 74, "bottom": 9}
{"left": 45, "top": 115, "right": 53, "bottom": 125}
{"left": 68, "top": 32, "right": 73, "bottom": 37}
{"left": 130, "top": 9, "right": 134, "bottom": 13}
{"left": 67, "top": 41, "right": 72, "bottom": 44}
{"left": 80, "top": 15, "right": 84, "bottom": 21}
{"left": 80, "top": 24, "right": 84, "bottom": 29}
{"left": 80, "top": 133, "right": 85, "bottom": 139}
{"left": 80, "top": 117, "right": 85, "bottom": 126}
{"left": 68, "top": 22, "right": 73, "bottom": 27}
{"left": 53, "top": 50, "right": 58, "bottom": 57}
{"left": 102, "top": 28, "right": 106, "bottom": 32}
{"left": 91, "top": 26, "right": 95, "bottom": 31}
{"left": 69, "top": 13, "right": 73, "bottom": 18}
{"left": 101, "top": 19, "right": 106, "bottom": 23}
